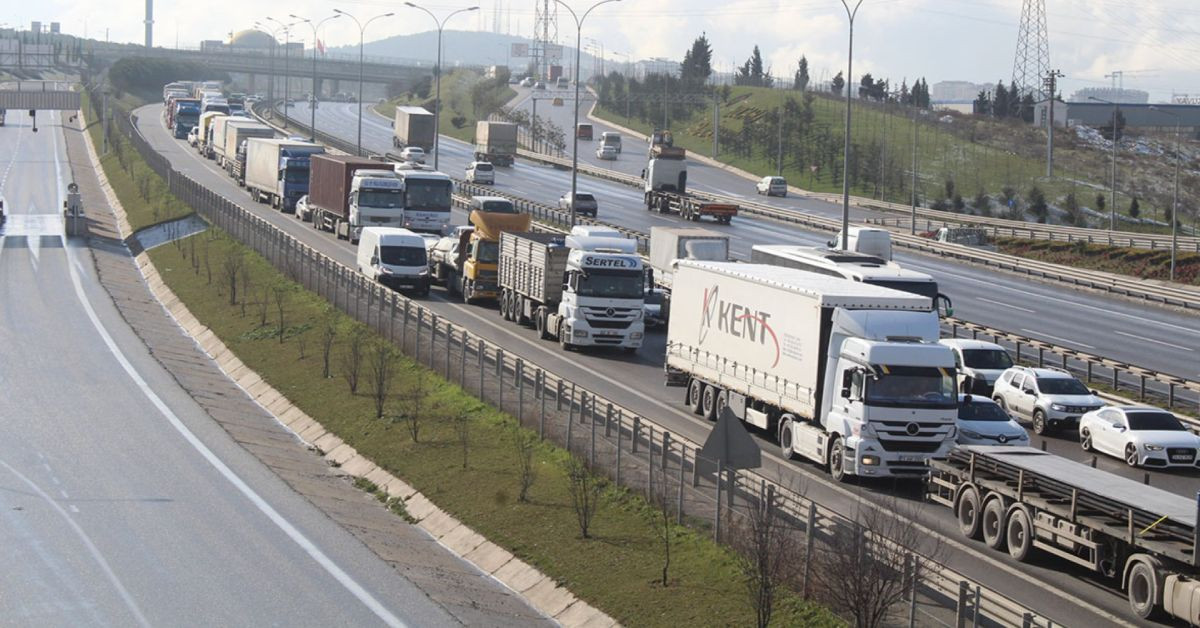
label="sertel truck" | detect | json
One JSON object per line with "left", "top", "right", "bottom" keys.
{"left": 307, "top": 154, "right": 403, "bottom": 243}
{"left": 929, "top": 446, "right": 1199, "bottom": 623}
{"left": 643, "top": 146, "right": 738, "bottom": 223}
{"left": 665, "top": 261, "right": 958, "bottom": 481}
{"left": 392, "top": 106, "right": 435, "bottom": 150}
{"left": 498, "top": 229, "right": 645, "bottom": 352}
{"left": 244, "top": 138, "right": 325, "bottom": 211}
{"left": 474, "top": 121, "right": 518, "bottom": 166}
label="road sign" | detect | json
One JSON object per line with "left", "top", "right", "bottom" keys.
{"left": 544, "top": 44, "right": 563, "bottom": 61}
{"left": 511, "top": 43, "right": 529, "bottom": 58}
{"left": 0, "top": 90, "right": 81, "bottom": 111}
{"left": 698, "top": 406, "right": 762, "bottom": 472}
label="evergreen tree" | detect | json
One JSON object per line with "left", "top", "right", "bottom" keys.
{"left": 1129, "top": 196, "right": 1140, "bottom": 219}
{"left": 973, "top": 90, "right": 991, "bottom": 115}
{"left": 831, "top": 71, "right": 845, "bottom": 96}
{"left": 794, "top": 55, "right": 809, "bottom": 91}
{"left": 680, "top": 33, "right": 713, "bottom": 87}
{"left": 992, "top": 81, "right": 1009, "bottom": 118}
{"left": 859, "top": 73, "right": 875, "bottom": 100}
{"left": 899, "top": 79, "right": 910, "bottom": 105}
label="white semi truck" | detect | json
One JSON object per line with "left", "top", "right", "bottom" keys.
{"left": 642, "top": 146, "right": 738, "bottom": 223}
{"left": 498, "top": 229, "right": 646, "bottom": 352}
{"left": 665, "top": 261, "right": 959, "bottom": 481}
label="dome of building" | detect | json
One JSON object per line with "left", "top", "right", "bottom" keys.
{"left": 229, "top": 29, "right": 276, "bottom": 49}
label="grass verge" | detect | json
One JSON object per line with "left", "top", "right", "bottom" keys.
{"left": 996, "top": 237, "right": 1200, "bottom": 286}
{"left": 375, "top": 69, "right": 516, "bottom": 144}
{"left": 89, "top": 95, "right": 841, "bottom": 625}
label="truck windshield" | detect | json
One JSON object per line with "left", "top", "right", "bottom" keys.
{"left": 866, "top": 366, "right": 956, "bottom": 408}
{"left": 577, "top": 269, "right": 644, "bottom": 299}
{"left": 683, "top": 240, "right": 727, "bottom": 261}
{"left": 405, "top": 180, "right": 453, "bottom": 211}
{"left": 360, "top": 189, "right": 403, "bottom": 208}
{"left": 962, "top": 349, "right": 1013, "bottom": 370}
{"left": 178, "top": 113, "right": 199, "bottom": 125}
{"left": 284, "top": 168, "right": 309, "bottom": 184}
{"left": 475, "top": 240, "right": 499, "bottom": 264}
{"left": 1125, "top": 412, "right": 1185, "bottom": 431}
{"left": 866, "top": 279, "right": 939, "bottom": 301}
{"left": 381, "top": 245, "right": 427, "bottom": 267}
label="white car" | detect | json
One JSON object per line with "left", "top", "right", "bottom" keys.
{"left": 939, "top": 339, "right": 1013, "bottom": 395}
{"left": 187, "top": 127, "right": 200, "bottom": 147}
{"left": 595, "top": 145, "right": 618, "bottom": 160}
{"left": 465, "top": 161, "right": 495, "bottom": 184}
{"left": 756, "top": 176, "right": 787, "bottom": 197}
{"left": 1080, "top": 406, "right": 1200, "bottom": 468}
{"left": 955, "top": 395, "right": 1028, "bottom": 446}
{"left": 400, "top": 146, "right": 426, "bottom": 164}
{"left": 992, "top": 367, "right": 1104, "bottom": 435}
{"left": 295, "top": 195, "right": 313, "bottom": 222}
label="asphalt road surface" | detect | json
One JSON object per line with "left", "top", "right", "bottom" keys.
{"left": 0, "top": 109, "right": 495, "bottom": 626}
{"left": 139, "top": 101, "right": 1190, "bottom": 625}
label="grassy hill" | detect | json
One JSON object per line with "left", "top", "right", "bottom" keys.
{"left": 375, "top": 68, "right": 515, "bottom": 143}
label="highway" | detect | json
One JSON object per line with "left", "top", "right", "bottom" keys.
{"left": 0, "top": 109, "right": 514, "bottom": 626}
{"left": 293, "top": 99, "right": 1200, "bottom": 388}
{"left": 137, "top": 99, "right": 1194, "bottom": 625}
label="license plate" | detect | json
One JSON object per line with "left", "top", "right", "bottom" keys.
{"left": 1170, "top": 455, "right": 1192, "bottom": 462}
{"left": 899, "top": 455, "right": 922, "bottom": 463}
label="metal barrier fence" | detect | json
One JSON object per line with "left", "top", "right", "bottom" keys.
{"left": 865, "top": 215, "right": 1200, "bottom": 253}
{"left": 101, "top": 91, "right": 1064, "bottom": 627}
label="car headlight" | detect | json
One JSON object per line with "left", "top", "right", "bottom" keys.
{"left": 418, "top": 268, "right": 429, "bottom": 276}
{"left": 1015, "top": 432, "right": 1029, "bottom": 440}
{"left": 1144, "top": 444, "right": 1165, "bottom": 452}
{"left": 960, "top": 429, "right": 983, "bottom": 439}
{"left": 1051, "top": 403, "right": 1067, "bottom": 412}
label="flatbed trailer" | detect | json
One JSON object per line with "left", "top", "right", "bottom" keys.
{"left": 928, "top": 446, "right": 1199, "bottom": 622}
{"left": 644, "top": 191, "right": 737, "bottom": 224}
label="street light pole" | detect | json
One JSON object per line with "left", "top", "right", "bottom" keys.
{"left": 266, "top": 17, "right": 299, "bottom": 128}
{"left": 253, "top": 22, "right": 283, "bottom": 120}
{"left": 556, "top": 0, "right": 622, "bottom": 228}
{"left": 334, "top": 9, "right": 395, "bottom": 156}
{"left": 405, "top": 3, "right": 480, "bottom": 171}
{"left": 838, "top": 0, "right": 864, "bottom": 251}
{"left": 1089, "top": 95, "right": 1119, "bottom": 230}
{"left": 1151, "top": 105, "right": 1182, "bottom": 281}
{"left": 291, "top": 13, "right": 340, "bottom": 142}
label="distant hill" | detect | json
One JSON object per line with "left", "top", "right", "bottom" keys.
{"left": 332, "top": 30, "right": 600, "bottom": 74}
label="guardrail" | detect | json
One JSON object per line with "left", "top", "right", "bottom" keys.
{"left": 261, "top": 103, "right": 1200, "bottom": 417}
{"left": 118, "top": 96, "right": 1062, "bottom": 628}
{"left": 515, "top": 148, "right": 1200, "bottom": 311}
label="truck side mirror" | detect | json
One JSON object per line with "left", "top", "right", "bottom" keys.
{"left": 936, "top": 294, "right": 954, "bottom": 318}
{"left": 370, "top": 255, "right": 379, "bottom": 266}
{"left": 840, "top": 387, "right": 852, "bottom": 400}
{"left": 640, "top": 168, "right": 646, "bottom": 179}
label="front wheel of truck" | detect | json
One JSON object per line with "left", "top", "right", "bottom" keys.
{"left": 828, "top": 437, "right": 849, "bottom": 483}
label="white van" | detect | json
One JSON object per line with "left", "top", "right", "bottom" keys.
{"left": 357, "top": 227, "right": 431, "bottom": 296}
{"left": 465, "top": 161, "right": 495, "bottom": 184}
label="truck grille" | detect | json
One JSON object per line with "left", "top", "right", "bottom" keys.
{"left": 876, "top": 421, "right": 949, "bottom": 440}
{"left": 586, "top": 319, "right": 632, "bottom": 329}
{"left": 877, "top": 439, "right": 944, "bottom": 453}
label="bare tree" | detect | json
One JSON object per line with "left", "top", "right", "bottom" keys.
{"left": 203, "top": 236, "right": 212, "bottom": 284}
{"left": 240, "top": 266, "right": 252, "bottom": 317}
{"left": 814, "top": 498, "right": 939, "bottom": 628}
{"left": 221, "top": 249, "right": 244, "bottom": 306}
{"left": 653, "top": 471, "right": 675, "bottom": 587}
{"left": 454, "top": 412, "right": 471, "bottom": 469}
{"left": 271, "top": 283, "right": 290, "bottom": 344}
{"left": 395, "top": 367, "right": 439, "bottom": 443}
{"left": 731, "top": 486, "right": 807, "bottom": 628}
{"left": 256, "top": 283, "right": 271, "bottom": 327}
{"left": 320, "top": 310, "right": 338, "bottom": 378}
{"left": 367, "top": 341, "right": 397, "bottom": 420}
{"left": 513, "top": 426, "right": 538, "bottom": 502}
{"left": 340, "top": 325, "right": 367, "bottom": 394}
{"left": 563, "top": 455, "right": 604, "bottom": 539}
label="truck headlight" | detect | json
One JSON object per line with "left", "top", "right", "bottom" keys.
{"left": 572, "top": 329, "right": 588, "bottom": 339}
{"left": 860, "top": 455, "right": 880, "bottom": 466}
{"left": 1144, "top": 443, "right": 1164, "bottom": 452}
{"left": 630, "top": 332, "right": 643, "bottom": 340}
{"left": 1051, "top": 403, "right": 1067, "bottom": 412}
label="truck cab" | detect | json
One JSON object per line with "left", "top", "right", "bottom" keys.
{"left": 277, "top": 144, "right": 324, "bottom": 211}
{"left": 448, "top": 208, "right": 532, "bottom": 303}
{"left": 556, "top": 232, "right": 646, "bottom": 351}
{"left": 643, "top": 146, "right": 688, "bottom": 198}
{"left": 347, "top": 170, "right": 405, "bottom": 243}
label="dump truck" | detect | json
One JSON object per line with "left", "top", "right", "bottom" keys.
{"left": 212, "top": 118, "right": 273, "bottom": 172}
{"left": 429, "top": 200, "right": 531, "bottom": 303}
{"left": 474, "top": 121, "right": 518, "bottom": 167}
{"left": 648, "top": 226, "right": 730, "bottom": 322}
{"left": 306, "top": 154, "right": 404, "bottom": 243}
{"left": 664, "top": 261, "right": 958, "bottom": 481}
{"left": 392, "top": 106, "right": 435, "bottom": 151}
{"left": 929, "top": 446, "right": 1200, "bottom": 623}
{"left": 498, "top": 229, "right": 645, "bottom": 352}
{"left": 643, "top": 146, "right": 738, "bottom": 223}
{"left": 244, "top": 138, "right": 325, "bottom": 211}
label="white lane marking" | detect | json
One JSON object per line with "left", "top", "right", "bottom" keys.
{"left": 0, "top": 457, "right": 152, "bottom": 627}
{"left": 1020, "top": 329, "right": 1095, "bottom": 350}
{"left": 64, "top": 117, "right": 407, "bottom": 628}
{"left": 69, "top": 505, "right": 80, "bottom": 513}
{"left": 1111, "top": 330, "right": 1195, "bottom": 352}
{"left": 977, "top": 297, "right": 1036, "bottom": 314}
{"left": 59, "top": 490, "right": 69, "bottom": 499}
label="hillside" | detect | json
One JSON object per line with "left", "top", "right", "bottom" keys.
{"left": 336, "top": 30, "right": 599, "bottom": 73}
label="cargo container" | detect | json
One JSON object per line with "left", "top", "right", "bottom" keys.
{"left": 474, "top": 121, "right": 518, "bottom": 167}
{"left": 244, "top": 138, "right": 325, "bottom": 211}
{"left": 391, "top": 106, "right": 435, "bottom": 151}
{"left": 307, "top": 154, "right": 404, "bottom": 243}
{"left": 213, "top": 119, "right": 273, "bottom": 173}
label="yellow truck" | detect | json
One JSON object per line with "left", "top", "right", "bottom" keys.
{"left": 428, "top": 197, "right": 531, "bottom": 303}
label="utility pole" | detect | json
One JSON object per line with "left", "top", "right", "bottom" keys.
{"left": 1043, "top": 69, "right": 1063, "bottom": 177}
{"left": 910, "top": 105, "right": 918, "bottom": 234}
{"left": 712, "top": 94, "right": 719, "bottom": 159}
{"left": 838, "top": 0, "right": 864, "bottom": 251}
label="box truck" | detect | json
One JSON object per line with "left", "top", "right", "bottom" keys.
{"left": 213, "top": 118, "right": 273, "bottom": 171}
{"left": 306, "top": 154, "right": 404, "bottom": 243}
{"left": 664, "top": 261, "right": 958, "bottom": 481}
{"left": 392, "top": 106, "right": 435, "bottom": 151}
{"left": 244, "top": 138, "right": 325, "bottom": 211}
{"left": 498, "top": 229, "right": 645, "bottom": 352}
{"left": 474, "top": 121, "right": 518, "bottom": 166}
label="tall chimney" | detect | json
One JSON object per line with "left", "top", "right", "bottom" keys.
{"left": 144, "top": 0, "right": 154, "bottom": 48}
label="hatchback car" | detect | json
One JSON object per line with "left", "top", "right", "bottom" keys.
{"left": 294, "top": 195, "right": 313, "bottom": 222}
{"left": 939, "top": 339, "right": 1014, "bottom": 395}
{"left": 187, "top": 127, "right": 200, "bottom": 147}
{"left": 558, "top": 192, "right": 598, "bottom": 217}
{"left": 955, "top": 395, "right": 1028, "bottom": 446}
{"left": 756, "top": 176, "right": 788, "bottom": 197}
{"left": 1080, "top": 406, "right": 1200, "bottom": 468}
{"left": 992, "top": 367, "right": 1105, "bottom": 435}
{"left": 595, "top": 145, "right": 618, "bottom": 160}
{"left": 400, "top": 146, "right": 426, "bottom": 164}
{"left": 465, "top": 161, "right": 495, "bottom": 184}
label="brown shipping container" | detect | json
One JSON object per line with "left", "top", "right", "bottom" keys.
{"left": 307, "top": 154, "right": 391, "bottom": 221}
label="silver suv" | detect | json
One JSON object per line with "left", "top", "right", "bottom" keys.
{"left": 992, "top": 367, "right": 1104, "bottom": 435}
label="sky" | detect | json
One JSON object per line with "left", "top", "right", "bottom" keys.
{"left": 9, "top": 0, "right": 1200, "bottom": 101}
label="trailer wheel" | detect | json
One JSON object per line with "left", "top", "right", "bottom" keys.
{"left": 828, "top": 437, "right": 848, "bottom": 483}
{"left": 955, "top": 486, "right": 982, "bottom": 540}
{"left": 687, "top": 379, "right": 704, "bottom": 415}
{"left": 981, "top": 496, "right": 1007, "bottom": 550}
{"left": 536, "top": 308, "right": 552, "bottom": 340}
{"left": 779, "top": 417, "right": 798, "bottom": 460}
{"left": 500, "top": 290, "right": 512, "bottom": 320}
{"left": 1126, "top": 558, "right": 1164, "bottom": 620}
{"left": 715, "top": 389, "right": 729, "bottom": 420}
{"left": 515, "top": 296, "right": 531, "bottom": 326}
{"left": 1005, "top": 507, "right": 1034, "bottom": 561}
{"left": 701, "top": 385, "right": 719, "bottom": 421}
